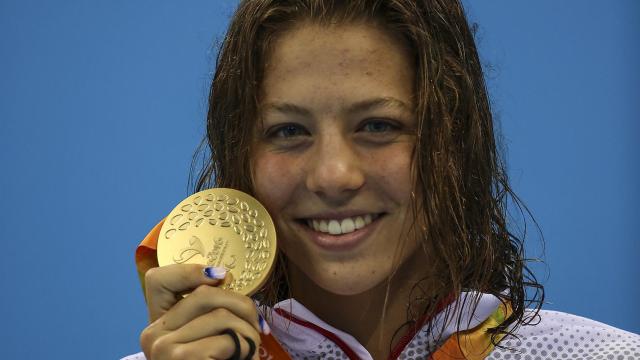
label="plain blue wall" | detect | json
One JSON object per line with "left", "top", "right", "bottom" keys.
{"left": 0, "top": 1, "right": 637, "bottom": 358}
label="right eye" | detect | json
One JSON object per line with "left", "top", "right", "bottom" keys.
{"left": 266, "top": 123, "right": 310, "bottom": 139}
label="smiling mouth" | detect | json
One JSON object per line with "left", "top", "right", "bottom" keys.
{"left": 301, "top": 214, "right": 382, "bottom": 235}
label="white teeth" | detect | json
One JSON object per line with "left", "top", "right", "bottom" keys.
{"left": 328, "top": 220, "right": 341, "bottom": 235}
{"left": 306, "top": 214, "right": 378, "bottom": 235}
{"left": 340, "top": 218, "right": 355, "bottom": 233}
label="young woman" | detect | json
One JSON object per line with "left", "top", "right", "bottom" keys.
{"left": 125, "top": 1, "right": 639, "bottom": 359}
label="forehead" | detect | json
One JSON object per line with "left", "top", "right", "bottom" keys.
{"left": 260, "top": 22, "right": 415, "bottom": 110}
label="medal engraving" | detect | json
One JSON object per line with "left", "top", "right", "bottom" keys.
{"left": 173, "top": 236, "right": 205, "bottom": 263}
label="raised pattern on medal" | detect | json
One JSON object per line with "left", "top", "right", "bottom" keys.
{"left": 170, "top": 214, "right": 183, "bottom": 225}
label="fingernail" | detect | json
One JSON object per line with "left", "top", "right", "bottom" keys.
{"left": 258, "top": 314, "right": 271, "bottom": 335}
{"left": 203, "top": 266, "right": 226, "bottom": 279}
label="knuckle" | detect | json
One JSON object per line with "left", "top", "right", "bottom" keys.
{"left": 213, "top": 307, "right": 233, "bottom": 319}
{"left": 233, "top": 295, "right": 257, "bottom": 316}
{"left": 150, "top": 334, "right": 172, "bottom": 357}
{"left": 240, "top": 296, "right": 257, "bottom": 311}
{"left": 140, "top": 325, "right": 158, "bottom": 354}
{"left": 192, "top": 284, "right": 213, "bottom": 297}
{"left": 144, "top": 267, "right": 161, "bottom": 286}
{"left": 168, "top": 345, "right": 187, "bottom": 360}
{"left": 139, "top": 328, "right": 151, "bottom": 352}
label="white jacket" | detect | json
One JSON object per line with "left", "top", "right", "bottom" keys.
{"left": 122, "top": 292, "right": 639, "bottom": 359}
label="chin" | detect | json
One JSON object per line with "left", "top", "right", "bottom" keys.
{"left": 304, "top": 262, "right": 390, "bottom": 296}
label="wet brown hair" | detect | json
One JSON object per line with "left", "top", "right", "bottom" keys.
{"left": 190, "top": 0, "right": 544, "bottom": 351}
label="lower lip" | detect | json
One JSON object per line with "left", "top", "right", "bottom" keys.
{"left": 298, "top": 216, "right": 382, "bottom": 251}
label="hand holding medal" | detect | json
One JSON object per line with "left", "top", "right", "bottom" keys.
{"left": 141, "top": 189, "right": 288, "bottom": 360}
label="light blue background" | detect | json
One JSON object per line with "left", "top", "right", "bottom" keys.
{"left": 0, "top": 1, "right": 637, "bottom": 358}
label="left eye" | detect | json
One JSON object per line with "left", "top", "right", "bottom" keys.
{"left": 360, "top": 120, "right": 397, "bottom": 133}
{"left": 275, "top": 124, "right": 305, "bottom": 138}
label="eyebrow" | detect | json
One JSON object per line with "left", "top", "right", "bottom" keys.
{"left": 262, "top": 97, "right": 412, "bottom": 117}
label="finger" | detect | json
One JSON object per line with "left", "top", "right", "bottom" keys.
{"left": 145, "top": 264, "right": 226, "bottom": 322}
{"left": 244, "top": 336, "right": 257, "bottom": 360}
{"left": 161, "top": 285, "right": 260, "bottom": 333}
{"left": 169, "top": 332, "right": 256, "bottom": 360}
{"left": 162, "top": 307, "right": 261, "bottom": 347}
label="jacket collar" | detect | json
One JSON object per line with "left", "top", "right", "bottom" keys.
{"left": 266, "top": 292, "right": 502, "bottom": 359}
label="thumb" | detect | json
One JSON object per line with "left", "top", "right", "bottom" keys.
{"left": 144, "top": 263, "right": 226, "bottom": 322}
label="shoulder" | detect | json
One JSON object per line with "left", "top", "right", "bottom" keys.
{"left": 488, "top": 310, "right": 640, "bottom": 359}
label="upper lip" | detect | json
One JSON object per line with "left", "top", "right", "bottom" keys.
{"left": 297, "top": 210, "right": 383, "bottom": 220}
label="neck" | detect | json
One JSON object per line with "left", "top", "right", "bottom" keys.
{"left": 288, "top": 252, "right": 432, "bottom": 359}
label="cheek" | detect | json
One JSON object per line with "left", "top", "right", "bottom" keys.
{"left": 251, "top": 151, "right": 297, "bottom": 213}
{"left": 369, "top": 145, "right": 414, "bottom": 201}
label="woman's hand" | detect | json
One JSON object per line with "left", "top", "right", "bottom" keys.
{"left": 140, "top": 264, "right": 263, "bottom": 360}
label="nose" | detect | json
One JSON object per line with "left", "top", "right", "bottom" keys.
{"left": 305, "top": 133, "right": 365, "bottom": 202}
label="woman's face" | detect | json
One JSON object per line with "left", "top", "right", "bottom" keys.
{"left": 252, "top": 22, "right": 419, "bottom": 295}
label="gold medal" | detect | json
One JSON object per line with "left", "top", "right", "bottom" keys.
{"left": 157, "top": 188, "right": 277, "bottom": 296}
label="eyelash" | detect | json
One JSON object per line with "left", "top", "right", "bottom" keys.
{"left": 266, "top": 123, "right": 309, "bottom": 139}
{"left": 359, "top": 119, "right": 400, "bottom": 133}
